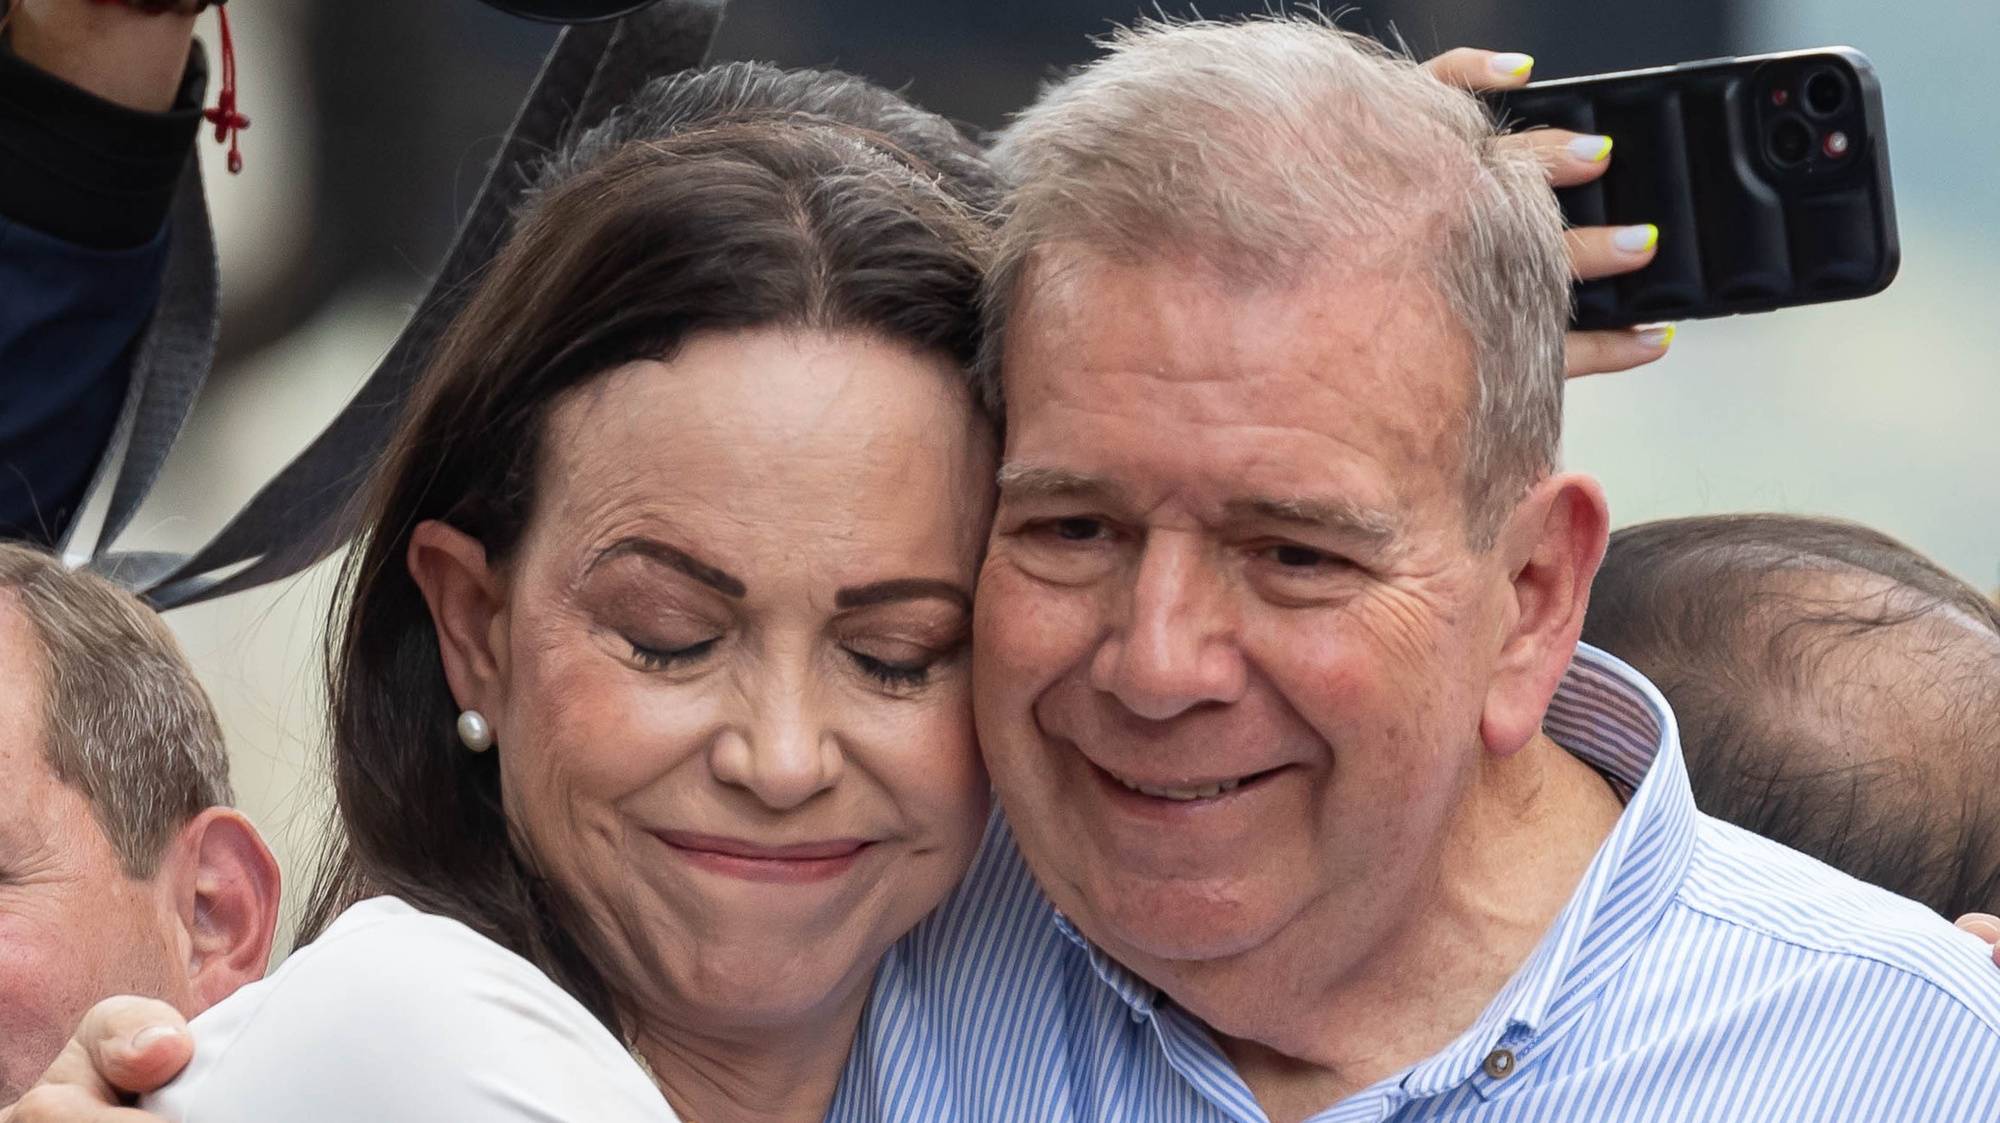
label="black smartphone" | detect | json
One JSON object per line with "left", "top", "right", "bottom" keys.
{"left": 1483, "top": 48, "right": 1899, "bottom": 330}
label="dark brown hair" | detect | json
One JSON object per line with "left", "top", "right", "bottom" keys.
{"left": 299, "top": 64, "right": 996, "bottom": 1028}
{"left": 1584, "top": 513, "right": 2000, "bottom": 917}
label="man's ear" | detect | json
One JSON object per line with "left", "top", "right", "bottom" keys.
{"left": 165, "top": 807, "right": 281, "bottom": 1013}
{"left": 406, "top": 519, "right": 509, "bottom": 717}
{"left": 1479, "top": 472, "right": 1610, "bottom": 758}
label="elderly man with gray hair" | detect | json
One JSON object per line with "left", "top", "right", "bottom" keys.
{"left": 0, "top": 544, "right": 279, "bottom": 1110}
{"left": 910, "top": 16, "right": 2000, "bottom": 1122}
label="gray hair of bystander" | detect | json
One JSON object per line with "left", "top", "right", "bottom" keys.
{"left": 981, "top": 15, "right": 1571, "bottom": 542}
{"left": 0, "top": 543, "right": 232, "bottom": 876}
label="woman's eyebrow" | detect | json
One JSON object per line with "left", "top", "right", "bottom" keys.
{"left": 835, "top": 578, "right": 972, "bottom": 611}
{"left": 588, "top": 536, "right": 746, "bottom": 598}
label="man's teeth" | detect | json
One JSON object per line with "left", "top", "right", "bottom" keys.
{"left": 1115, "top": 777, "right": 1243, "bottom": 801}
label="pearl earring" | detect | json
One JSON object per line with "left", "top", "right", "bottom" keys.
{"left": 457, "top": 709, "right": 495, "bottom": 753}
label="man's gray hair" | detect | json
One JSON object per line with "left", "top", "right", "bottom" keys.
{"left": 982, "top": 16, "right": 1571, "bottom": 541}
{"left": 0, "top": 544, "right": 231, "bottom": 877}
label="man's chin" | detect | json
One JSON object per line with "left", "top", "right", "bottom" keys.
{"left": 1076, "top": 877, "right": 1294, "bottom": 967}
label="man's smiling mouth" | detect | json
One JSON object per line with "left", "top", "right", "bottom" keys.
{"left": 1114, "top": 776, "right": 1243, "bottom": 801}
{"left": 1095, "top": 763, "right": 1287, "bottom": 802}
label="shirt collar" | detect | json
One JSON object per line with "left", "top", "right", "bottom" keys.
{"left": 1050, "top": 643, "right": 1700, "bottom": 1101}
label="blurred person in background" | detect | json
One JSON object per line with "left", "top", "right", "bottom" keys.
{"left": 0, "top": 543, "right": 278, "bottom": 1109}
{"left": 1584, "top": 514, "right": 2000, "bottom": 917}
{"left": 0, "top": 0, "right": 205, "bottom": 546}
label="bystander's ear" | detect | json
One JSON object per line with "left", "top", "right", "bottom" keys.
{"left": 407, "top": 520, "right": 510, "bottom": 723}
{"left": 158, "top": 807, "right": 282, "bottom": 1013}
{"left": 1478, "top": 473, "right": 1610, "bottom": 758}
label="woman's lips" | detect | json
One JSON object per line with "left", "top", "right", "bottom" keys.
{"left": 652, "top": 831, "right": 876, "bottom": 883}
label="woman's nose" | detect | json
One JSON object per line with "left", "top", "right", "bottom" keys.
{"left": 708, "top": 702, "right": 844, "bottom": 811}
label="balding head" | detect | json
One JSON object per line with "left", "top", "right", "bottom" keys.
{"left": 1584, "top": 514, "right": 2000, "bottom": 917}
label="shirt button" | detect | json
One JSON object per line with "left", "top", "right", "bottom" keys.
{"left": 1482, "top": 1048, "right": 1517, "bottom": 1080}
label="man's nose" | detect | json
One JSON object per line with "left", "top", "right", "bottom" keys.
{"left": 1089, "top": 533, "right": 1247, "bottom": 720}
{"left": 709, "top": 691, "right": 843, "bottom": 811}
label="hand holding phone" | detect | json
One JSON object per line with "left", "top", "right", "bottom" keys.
{"left": 1485, "top": 48, "right": 1899, "bottom": 331}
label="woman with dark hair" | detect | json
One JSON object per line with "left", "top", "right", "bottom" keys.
{"left": 131, "top": 61, "right": 1001, "bottom": 1123}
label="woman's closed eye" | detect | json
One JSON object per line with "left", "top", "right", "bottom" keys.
{"left": 848, "top": 650, "right": 935, "bottom": 690}
{"left": 842, "top": 632, "right": 962, "bottom": 694}
{"left": 630, "top": 635, "right": 721, "bottom": 671}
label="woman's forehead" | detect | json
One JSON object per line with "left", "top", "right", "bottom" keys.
{"left": 528, "top": 331, "right": 992, "bottom": 573}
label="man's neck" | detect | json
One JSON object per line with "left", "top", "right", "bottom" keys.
{"left": 1180, "top": 733, "right": 1626, "bottom": 1123}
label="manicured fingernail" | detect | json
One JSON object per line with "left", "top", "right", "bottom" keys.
{"left": 129, "top": 1024, "right": 184, "bottom": 1051}
{"left": 1568, "top": 135, "right": 1614, "bottom": 162}
{"left": 1636, "top": 323, "right": 1677, "bottom": 350}
{"left": 1614, "top": 224, "right": 1659, "bottom": 253}
{"left": 1489, "top": 53, "right": 1535, "bottom": 78}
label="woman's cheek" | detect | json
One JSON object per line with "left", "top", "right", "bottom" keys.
{"left": 898, "top": 683, "right": 989, "bottom": 852}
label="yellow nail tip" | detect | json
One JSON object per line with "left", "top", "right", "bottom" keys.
{"left": 1641, "top": 324, "right": 1677, "bottom": 350}
{"left": 1641, "top": 224, "right": 1660, "bottom": 252}
{"left": 1592, "top": 136, "right": 1615, "bottom": 161}
{"left": 1511, "top": 55, "right": 1536, "bottom": 76}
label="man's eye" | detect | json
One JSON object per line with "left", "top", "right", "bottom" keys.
{"left": 1265, "top": 544, "right": 1344, "bottom": 570}
{"left": 630, "top": 637, "right": 719, "bottom": 670}
{"left": 1040, "top": 517, "right": 1108, "bottom": 542}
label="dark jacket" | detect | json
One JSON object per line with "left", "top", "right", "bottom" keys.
{"left": 0, "top": 41, "right": 202, "bottom": 544}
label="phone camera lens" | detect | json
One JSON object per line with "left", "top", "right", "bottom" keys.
{"left": 1803, "top": 69, "right": 1848, "bottom": 116}
{"left": 1768, "top": 116, "right": 1813, "bottom": 167}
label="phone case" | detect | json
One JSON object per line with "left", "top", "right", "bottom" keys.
{"left": 1485, "top": 48, "right": 1899, "bottom": 330}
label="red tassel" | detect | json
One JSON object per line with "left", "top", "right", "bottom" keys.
{"left": 200, "top": 4, "right": 248, "bottom": 173}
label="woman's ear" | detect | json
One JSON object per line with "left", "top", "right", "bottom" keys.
{"left": 1479, "top": 473, "right": 1611, "bottom": 758}
{"left": 407, "top": 520, "right": 509, "bottom": 716}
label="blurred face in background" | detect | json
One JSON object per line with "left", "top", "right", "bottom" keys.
{"left": 0, "top": 600, "right": 189, "bottom": 1105}
{"left": 418, "top": 326, "right": 995, "bottom": 1047}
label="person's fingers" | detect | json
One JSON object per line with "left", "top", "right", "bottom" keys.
{"left": 1494, "top": 127, "right": 1616, "bottom": 188}
{"left": 1425, "top": 47, "right": 1535, "bottom": 92}
{"left": 1568, "top": 223, "right": 1660, "bottom": 282}
{"left": 1956, "top": 912, "right": 2000, "bottom": 943}
{"left": 22, "top": 1040, "right": 118, "bottom": 1108}
{"left": 1961, "top": 913, "right": 2000, "bottom": 968}
{"left": 1565, "top": 325, "right": 1675, "bottom": 379}
{"left": 71, "top": 997, "right": 192, "bottom": 1095}
{"left": 4, "top": 1083, "right": 169, "bottom": 1122}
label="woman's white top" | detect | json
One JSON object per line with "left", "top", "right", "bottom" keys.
{"left": 146, "top": 896, "right": 680, "bottom": 1123}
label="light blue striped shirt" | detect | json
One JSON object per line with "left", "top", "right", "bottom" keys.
{"left": 830, "top": 644, "right": 2000, "bottom": 1121}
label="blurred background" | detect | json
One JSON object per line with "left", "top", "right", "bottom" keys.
{"left": 126, "top": 0, "right": 2000, "bottom": 948}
